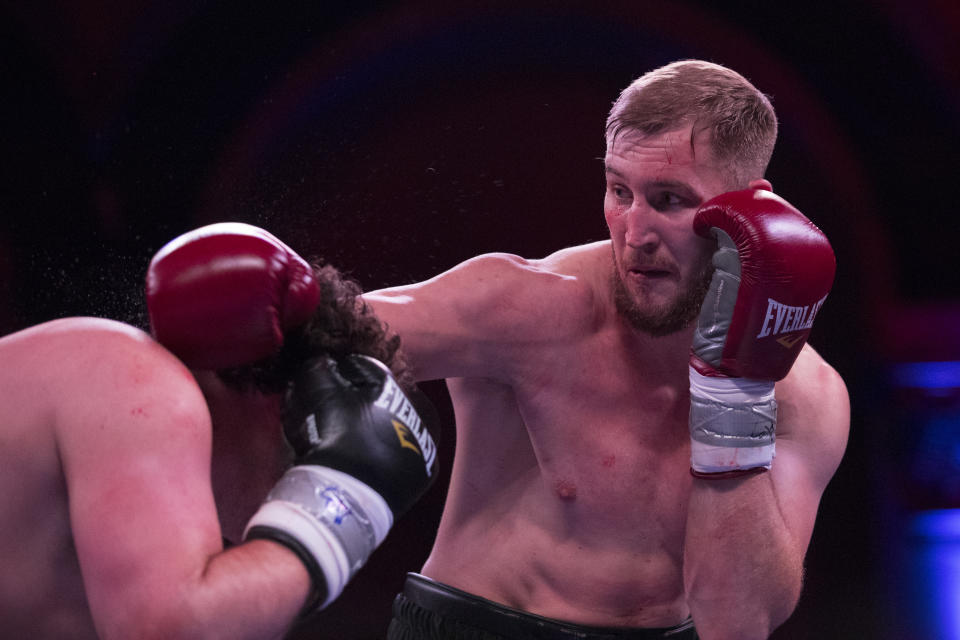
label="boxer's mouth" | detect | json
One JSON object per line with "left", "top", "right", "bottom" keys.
{"left": 630, "top": 267, "right": 674, "bottom": 279}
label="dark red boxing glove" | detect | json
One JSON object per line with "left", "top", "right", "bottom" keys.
{"left": 146, "top": 222, "right": 320, "bottom": 369}
{"left": 688, "top": 188, "right": 835, "bottom": 477}
{"left": 691, "top": 188, "right": 836, "bottom": 380}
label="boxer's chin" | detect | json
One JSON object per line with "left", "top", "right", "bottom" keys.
{"left": 611, "top": 264, "right": 712, "bottom": 337}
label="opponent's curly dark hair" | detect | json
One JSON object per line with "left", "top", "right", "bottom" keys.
{"left": 217, "top": 262, "right": 412, "bottom": 394}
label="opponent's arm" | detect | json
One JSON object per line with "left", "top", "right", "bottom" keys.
{"left": 60, "top": 224, "right": 327, "bottom": 639}
{"left": 59, "top": 322, "right": 311, "bottom": 640}
{"left": 146, "top": 223, "right": 438, "bottom": 621}
{"left": 682, "top": 188, "right": 849, "bottom": 639}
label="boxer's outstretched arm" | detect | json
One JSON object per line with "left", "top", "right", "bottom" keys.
{"left": 683, "top": 347, "right": 849, "bottom": 639}
{"left": 364, "top": 251, "right": 590, "bottom": 383}
{"left": 363, "top": 253, "right": 531, "bottom": 382}
{"left": 58, "top": 320, "right": 309, "bottom": 640}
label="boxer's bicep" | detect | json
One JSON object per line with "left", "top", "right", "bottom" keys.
{"left": 365, "top": 253, "right": 550, "bottom": 382}
{"left": 59, "top": 336, "right": 221, "bottom": 634}
{"left": 363, "top": 254, "right": 581, "bottom": 380}
{"left": 769, "top": 350, "right": 850, "bottom": 555}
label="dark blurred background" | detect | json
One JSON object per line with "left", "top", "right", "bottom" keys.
{"left": 2, "top": 1, "right": 958, "bottom": 638}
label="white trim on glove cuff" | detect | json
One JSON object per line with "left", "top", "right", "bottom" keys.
{"left": 688, "top": 367, "right": 777, "bottom": 474}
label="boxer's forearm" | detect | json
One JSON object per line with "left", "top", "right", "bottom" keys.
{"left": 98, "top": 540, "right": 310, "bottom": 640}
{"left": 682, "top": 473, "right": 803, "bottom": 640}
{"left": 184, "top": 540, "right": 310, "bottom": 640}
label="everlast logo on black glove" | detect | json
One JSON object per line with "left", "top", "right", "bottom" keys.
{"left": 374, "top": 376, "right": 438, "bottom": 477}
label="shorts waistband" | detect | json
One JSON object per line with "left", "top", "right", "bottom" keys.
{"left": 400, "top": 573, "right": 697, "bottom": 640}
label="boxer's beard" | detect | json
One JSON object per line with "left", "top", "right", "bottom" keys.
{"left": 612, "top": 254, "right": 713, "bottom": 337}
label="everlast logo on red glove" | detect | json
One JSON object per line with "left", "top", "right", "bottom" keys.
{"left": 689, "top": 188, "right": 836, "bottom": 477}
{"left": 757, "top": 294, "right": 829, "bottom": 346}
{"left": 692, "top": 189, "right": 836, "bottom": 381}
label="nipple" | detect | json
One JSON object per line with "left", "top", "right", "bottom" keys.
{"left": 554, "top": 478, "right": 578, "bottom": 501}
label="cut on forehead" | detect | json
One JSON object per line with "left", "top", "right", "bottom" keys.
{"left": 603, "top": 127, "right": 740, "bottom": 199}
{"left": 606, "top": 122, "right": 709, "bottom": 151}
{"left": 605, "top": 125, "right": 732, "bottom": 180}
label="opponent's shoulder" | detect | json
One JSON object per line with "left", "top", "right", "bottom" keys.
{"left": 11, "top": 317, "right": 208, "bottom": 426}
{"left": 3, "top": 316, "right": 152, "bottom": 352}
{"left": 9, "top": 317, "right": 186, "bottom": 377}
{"left": 2, "top": 318, "right": 142, "bottom": 379}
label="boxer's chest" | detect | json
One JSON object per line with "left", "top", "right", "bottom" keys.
{"left": 506, "top": 331, "right": 693, "bottom": 524}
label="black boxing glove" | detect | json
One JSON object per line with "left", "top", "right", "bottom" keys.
{"left": 243, "top": 355, "right": 438, "bottom": 612}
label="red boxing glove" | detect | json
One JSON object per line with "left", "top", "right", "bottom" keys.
{"left": 688, "top": 189, "right": 835, "bottom": 477}
{"left": 691, "top": 188, "right": 836, "bottom": 380}
{"left": 146, "top": 222, "right": 320, "bottom": 370}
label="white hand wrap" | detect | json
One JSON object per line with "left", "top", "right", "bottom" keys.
{"left": 689, "top": 366, "right": 777, "bottom": 475}
{"left": 244, "top": 465, "right": 393, "bottom": 609}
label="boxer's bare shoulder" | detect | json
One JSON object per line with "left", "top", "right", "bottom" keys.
{"left": 0, "top": 316, "right": 206, "bottom": 453}
{"left": 1, "top": 316, "right": 183, "bottom": 381}
{"left": 366, "top": 241, "right": 612, "bottom": 381}
{"left": 532, "top": 240, "right": 613, "bottom": 305}
{"left": 0, "top": 318, "right": 214, "bottom": 638}
{"left": 0, "top": 317, "right": 181, "bottom": 460}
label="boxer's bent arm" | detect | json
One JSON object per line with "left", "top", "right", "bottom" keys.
{"left": 683, "top": 348, "right": 850, "bottom": 639}
{"left": 58, "top": 324, "right": 309, "bottom": 639}
{"left": 364, "top": 252, "right": 578, "bottom": 383}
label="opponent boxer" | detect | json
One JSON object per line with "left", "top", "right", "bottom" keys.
{"left": 0, "top": 223, "right": 437, "bottom": 639}
{"left": 367, "top": 60, "right": 850, "bottom": 639}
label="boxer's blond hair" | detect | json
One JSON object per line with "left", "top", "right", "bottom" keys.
{"left": 606, "top": 60, "right": 777, "bottom": 187}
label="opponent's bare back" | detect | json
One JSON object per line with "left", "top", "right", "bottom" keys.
{"left": 0, "top": 318, "right": 196, "bottom": 638}
{"left": 0, "top": 317, "right": 301, "bottom": 639}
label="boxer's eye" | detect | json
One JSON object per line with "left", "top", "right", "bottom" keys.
{"left": 608, "top": 184, "right": 632, "bottom": 203}
{"left": 648, "top": 191, "right": 685, "bottom": 212}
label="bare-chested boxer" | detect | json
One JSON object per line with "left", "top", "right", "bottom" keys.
{"left": 0, "top": 223, "right": 437, "bottom": 639}
{"left": 369, "top": 60, "right": 850, "bottom": 639}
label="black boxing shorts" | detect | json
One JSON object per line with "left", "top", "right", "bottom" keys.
{"left": 386, "top": 573, "right": 698, "bottom": 640}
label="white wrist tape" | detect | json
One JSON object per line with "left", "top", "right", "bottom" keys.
{"left": 689, "top": 366, "right": 777, "bottom": 474}
{"left": 244, "top": 466, "right": 393, "bottom": 609}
